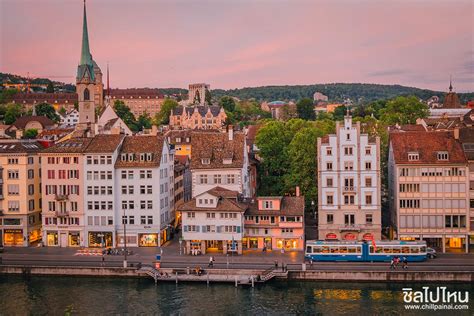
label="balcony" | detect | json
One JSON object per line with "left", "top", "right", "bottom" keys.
{"left": 55, "top": 210, "right": 69, "bottom": 217}
{"left": 55, "top": 194, "right": 69, "bottom": 201}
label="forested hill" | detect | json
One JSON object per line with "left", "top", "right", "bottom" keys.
{"left": 212, "top": 83, "right": 474, "bottom": 103}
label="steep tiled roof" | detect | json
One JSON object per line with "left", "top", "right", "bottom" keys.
{"left": 41, "top": 137, "right": 92, "bottom": 154}
{"left": 177, "top": 188, "right": 247, "bottom": 212}
{"left": 0, "top": 140, "right": 44, "bottom": 154}
{"left": 245, "top": 196, "right": 305, "bottom": 216}
{"left": 10, "top": 116, "right": 55, "bottom": 129}
{"left": 109, "top": 88, "right": 164, "bottom": 99}
{"left": 84, "top": 134, "right": 124, "bottom": 153}
{"left": 115, "top": 135, "right": 165, "bottom": 168}
{"left": 390, "top": 131, "right": 466, "bottom": 164}
{"left": 11, "top": 93, "right": 78, "bottom": 104}
{"left": 458, "top": 128, "right": 474, "bottom": 161}
{"left": 388, "top": 124, "right": 426, "bottom": 132}
{"left": 190, "top": 131, "right": 245, "bottom": 169}
{"left": 246, "top": 124, "right": 261, "bottom": 148}
{"left": 172, "top": 105, "right": 222, "bottom": 117}
{"left": 443, "top": 92, "right": 462, "bottom": 109}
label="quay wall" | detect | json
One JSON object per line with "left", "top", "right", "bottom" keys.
{"left": 288, "top": 271, "right": 474, "bottom": 283}
{"left": 1, "top": 266, "right": 473, "bottom": 283}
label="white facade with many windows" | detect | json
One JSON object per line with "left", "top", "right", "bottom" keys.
{"left": 317, "top": 114, "right": 381, "bottom": 241}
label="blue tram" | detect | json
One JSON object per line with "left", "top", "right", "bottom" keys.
{"left": 305, "top": 240, "right": 427, "bottom": 262}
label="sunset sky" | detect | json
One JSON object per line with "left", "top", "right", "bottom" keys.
{"left": 1, "top": 0, "right": 473, "bottom": 91}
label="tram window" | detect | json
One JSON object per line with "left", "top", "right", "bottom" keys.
{"left": 348, "top": 247, "right": 356, "bottom": 253}
{"left": 306, "top": 246, "right": 312, "bottom": 253}
{"left": 376, "top": 247, "right": 383, "bottom": 253}
{"left": 339, "top": 246, "right": 348, "bottom": 253}
{"left": 402, "top": 246, "right": 410, "bottom": 253}
{"left": 369, "top": 246, "right": 374, "bottom": 253}
{"left": 314, "top": 247, "right": 322, "bottom": 253}
{"left": 330, "top": 247, "right": 338, "bottom": 253}
{"left": 410, "top": 247, "right": 420, "bottom": 253}
{"left": 356, "top": 246, "right": 362, "bottom": 253}
{"left": 383, "top": 247, "right": 392, "bottom": 254}
{"left": 322, "top": 246, "right": 329, "bottom": 253}
{"left": 420, "top": 246, "right": 426, "bottom": 253}
{"left": 392, "top": 247, "right": 401, "bottom": 253}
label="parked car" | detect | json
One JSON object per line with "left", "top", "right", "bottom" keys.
{"left": 427, "top": 247, "right": 437, "bottom": 259}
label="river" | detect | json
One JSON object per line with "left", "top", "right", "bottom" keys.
{"left": 0, "top": 275, "right": 472, "bottom": 315}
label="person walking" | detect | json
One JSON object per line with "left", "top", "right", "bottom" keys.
{"left": 208, "top": 256, "right": 213, "bottom": 268}
{"left": 390, "top": 257, "right": 395, "bottom": 270}
{"left": 274, "top": 260, "right": 278, "bottom": 269}
{"left": 101, "top": 254, "right": 105, "bottom": 267}
{"left": 402, "top": 256, "right": 408, "bottom": 270}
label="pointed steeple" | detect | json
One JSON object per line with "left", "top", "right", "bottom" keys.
{"left": 107, "top": 62, "right": 110, "bottom": 96}
{"left": 80, "top": 0, "right": 93, "bottom": 66}
{"left": 449, "top": 76, "right": 453, "bottom": 92}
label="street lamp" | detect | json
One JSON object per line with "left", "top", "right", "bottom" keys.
{"left": 311, "top": 200, "right": 315, "bottom": 219}
{"left": 179, "top": 237, "right": 183, "bottom": 255}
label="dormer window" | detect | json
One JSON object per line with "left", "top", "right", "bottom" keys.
{"left": 263, "top": 200, "right": 273, "bottom": 209}
{"left": 223, "top": 158, "right": 232, "bottom": 165}
{"left": 408, "top": 152, "right": 419, "bottom": 161}
{"left": 128, "top": 153, "right": 134, "bottom": 161}
{"left": 147, "top": 153, "right": 153, "bottom": 161}
{"left": 176, "top": 137, "right": 181, "bottom": 143}
{"left": 202, "top": 158, "right": 210, "bottom": 165}
{"left": 437, "top": 151, "right": 448, "bottom": 161}
{"left": 140, "top": 153, "right": 145, "bottom": 161}
{"left": 121, "top": 154, "right": 127, "bottom": 161}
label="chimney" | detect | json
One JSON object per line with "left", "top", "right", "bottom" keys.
{"left": 453, "top": 127, "right": 459, "bottom": 140}
{"left": 295, "top": 186, "right": 300, "bottom": 197}
{"left": 16, "top": 129, "right": 23, "bottom": 139}
{"left": 228, "top": 125, "right": 233, "bottom": 141}
{"left": 151, "top": 125, "right": 158, "bottom": 136}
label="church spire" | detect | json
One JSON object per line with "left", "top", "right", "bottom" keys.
{"left": 449, "top": 76, "right": 453, "bottom": 92}
{"left": 80, "top": 0, "right": 92, "bottom": 66}
{"left": 107, "top": 62, "right": 110, "bottom": 96}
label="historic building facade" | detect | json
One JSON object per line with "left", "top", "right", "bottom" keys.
{"left": 0, "top": 140, "right": 44, "bottom": 247}
{"left": 169, "top": 105, "right": 227, "bottom": 130}
{"left": 317, "top": 113, "right": 382, "bottom": 241}
{"left": 389, "top": 131, "right": 470, "bottom": 252}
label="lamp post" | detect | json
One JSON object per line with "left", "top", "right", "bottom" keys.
{"left": 123, "top": 208, "right": 127, "bottom": 268}
{"left": 179, "top": 237, "right": 183, "bottom": 255}
{"left": 311, "top": 200, "right": 315, "bottom": 219}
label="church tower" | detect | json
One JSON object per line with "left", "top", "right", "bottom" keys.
{"left": 76, "top": 0, "right": 103, "bottom": 126}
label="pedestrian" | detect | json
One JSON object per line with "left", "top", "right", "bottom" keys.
{"left": 274, "top": 260, "right": 278, "bottom": 269}
{"left": 390, "top": 257, "right": 395, "bottom": 270}
{"left": 101, "top": 254, "right": 105, "bottom": 267}
{"left": 395, "top": 256, "right": 400, "bottom": 268}
{"left": 310, "top": 258, "right": 313, "bottom": 268}
{"left": 402, "top": 256, "right": 408, "bottom": 270}
{"left": 208, "top": 256, "right": 213, "bottom": 267}
{"left": 262, "top": 245, "right": 266, "bottom": 253}
{"left": 281, "top": 247, "right": 285, "bottom": 254}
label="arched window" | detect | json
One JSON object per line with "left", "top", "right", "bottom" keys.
{"left": 84, "top": 88, "right": 90, "bottom": 101}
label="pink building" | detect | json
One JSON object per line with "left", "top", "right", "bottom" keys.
{"left": 243, "top": 196, "right": 305, "bottom": 251}
{"left": 40, "top": 138, "right": 91, "bottom": 247}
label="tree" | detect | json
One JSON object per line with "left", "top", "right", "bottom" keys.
{"left": 24, "top": 128, "right": 38, "bottom": 139}
{"left": 194, "top": 90, "right": 201, "bottom": 104}
{"left": 4, "top": 103, "right": 23, "bottom": 124}
{"left": 332, "top": 105, "right": 347, "bottom": 121}
{"left": 219, "top": 96, "right": 236, "bottom": 112}
{"left": 35, "top": 102, "right": 60, "bottom": 122}
{"left": 46, "top": 82, "right": 54, "bottom": 93}
{"left": 58, "top": 107, "right": 67, "bottom": 116}
{"left": 136, "top": 112, "right": 152, "bottom": 131}
{"left": 296, "top": 98, "right": 315, "bottom": 120}
{"left": 205, "top": 88, "right": 212, "bottom": 105}
{"left": 113, "top": 100, "right": 137, "bottom": 130}
{"left": 379, "top": 96, "right": 429, "bottom": 125}
{"left": 0, "top": 89, "right": 17, "bottom": 104}
{"left": 154, "top": 98, "right": 178, "bottom": 125}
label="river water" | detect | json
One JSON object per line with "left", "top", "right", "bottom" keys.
{"left": 0, "top": 275, "right": 472, "bottom": 315}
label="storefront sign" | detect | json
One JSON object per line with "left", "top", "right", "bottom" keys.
{"left": 344, "top": 233, "right": 356, "bottom": 240}
{"left": 362, "top": 233, "right": 374, "bottom": 241}
{"left": 326, "top": 233, "right": 338, "bottom": 240}
{"left": 4, "top": 229, "right": 22, "bottom": 234}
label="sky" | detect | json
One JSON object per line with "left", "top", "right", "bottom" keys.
{"left": 1, "top": 0, "right": 473, "bottom": 91}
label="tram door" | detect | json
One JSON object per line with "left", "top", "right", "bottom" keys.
{"left": 362, "top": 243, "right": 369, "bottom": 261}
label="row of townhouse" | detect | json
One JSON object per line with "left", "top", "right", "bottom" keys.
{"left": 39, "top": 134, "right": 175, "bottom": 248}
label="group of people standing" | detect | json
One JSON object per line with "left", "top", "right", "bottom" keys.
{"left": 390, "top": 256, "right": 408, "bottom": 270}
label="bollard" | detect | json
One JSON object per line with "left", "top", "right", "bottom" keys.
{"left": 186, "top": 267, "right": 190, "bottom": 275}
{"left": 235, "top": 276, "right": 238, "bottom": 287}
{"left": 207, "top": 272, "right": 209, "bottom": 286}
{"left": 251, "top": 276, "right": 254, "bottom": 288}
{"left": 302, "top": 263, "right": 306, "bottom": 272}
{"left": 176, "top": 272, "right": 178, "bottom": 284}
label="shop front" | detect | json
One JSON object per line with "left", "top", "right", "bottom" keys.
{"left": 445, "top": 235, "right": 467, "bottom": 253}
{"left": 205, "top": 240, "right": 223, "bottom": 251}
{"left": 3, "top": 229, "right": 24, "bottom": 246}
{"left": 29, "top": 229, "right": 42, "bottom": 244}
{"left": 264, "top": 237, "right": 272, "bottom": 249}
{"left": 276, "top": 238, "right": 299, "bottom": 250}
{"left": 68, "top": 232, "right": 81, "bottom": 247}
{"left": 248, "top": 238, "right": 258, "bottom": 249}
{"left": 47, "top": 231, "right": 58, "bottom": 246}
{"left": 139, "top": 233, "right": 158, "bottom": 247}
{"left": 88, "top": 232, "right": 113, "bottom": 248}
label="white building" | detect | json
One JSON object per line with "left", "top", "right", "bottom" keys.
{"left": 179, "top": 187, "right": 246, "bottom": 255}
{"left": 190, "top": 128, "right": 250, "bottom": 198}
{"left": 115, "top": 135, "right": 174, "bottom": 247}
{"left": 317, "top": 113, "right": 381, "bottom": 241}
{"left": 59, "top": 109, "right": 80, "bottom": 127}
{"left": 83, "top": 134, "right": 125, "bottom": 247}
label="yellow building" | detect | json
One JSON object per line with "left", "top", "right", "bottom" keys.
{"left": 0, "top": 140, "right": 44, "bottom": 247}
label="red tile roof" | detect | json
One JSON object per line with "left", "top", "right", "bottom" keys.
{"left": 390, "top": 131, "right": 467, "bottom": 164}
{"left": 115, "top": 135, "right": 165, "bottom": 168}
{"left": 246, "top": 196, "right": 305, "bottom": 216}
{"left": 84, "top": 134, "right": 125, "bottom": 153}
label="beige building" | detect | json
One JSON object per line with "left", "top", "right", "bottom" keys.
{"left": 40, "top": 137, "right": 92, "bottom": 247}
{"left": 0, "top": 140, "right": 44, "bottom": 246}
{"left": 109, "top": 88, "right": 164, "bottom": 118}
{"left": 169, "top": 105, "right": 227, "bottom": 130}
{"left": 389, "top": 131, "right": 469, "bottom": 252}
